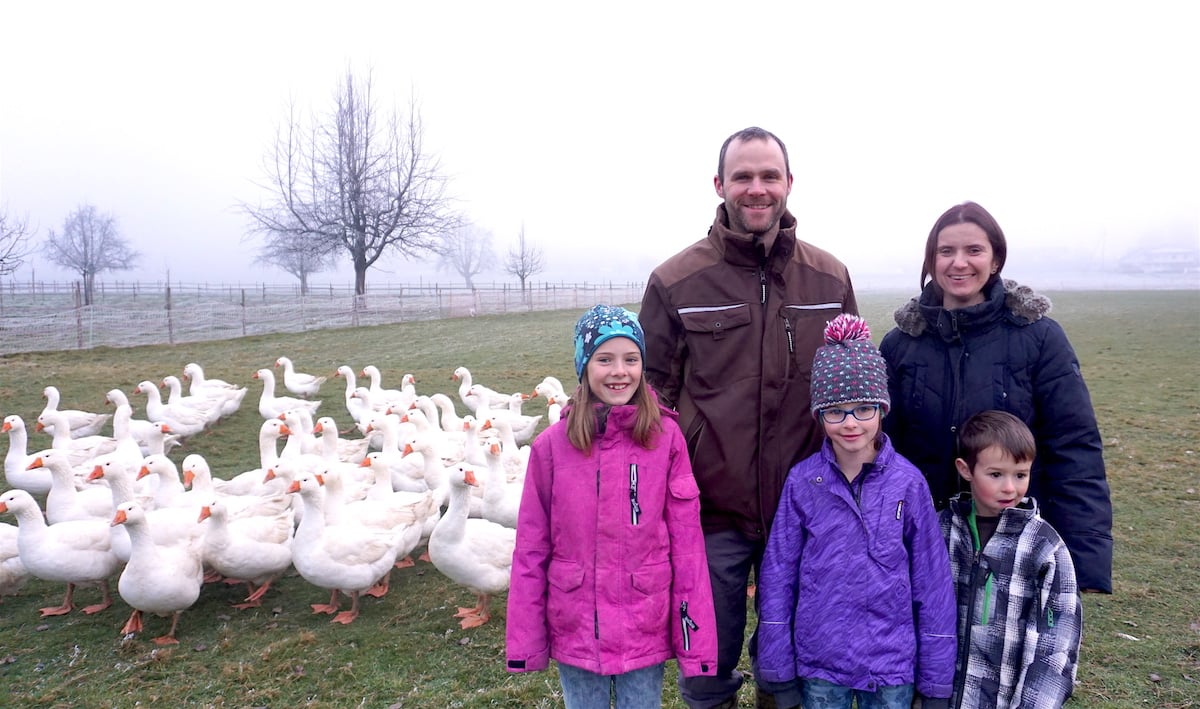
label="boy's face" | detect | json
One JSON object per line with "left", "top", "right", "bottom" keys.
{"left": 955, "top": 444, "right": 1032, "bottom": 517}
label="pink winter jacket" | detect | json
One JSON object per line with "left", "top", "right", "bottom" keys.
{"left": 505, "top": 402, "right": 717, "bottom": 678}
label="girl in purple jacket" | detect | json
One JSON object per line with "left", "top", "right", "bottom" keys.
{"left": 755, "top": 314, "right": 956, "bottom": 709}
{"left": 506, "top": 304, "right": 717, "bottom": 708}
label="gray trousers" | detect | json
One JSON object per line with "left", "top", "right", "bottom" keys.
{"left": 678, "top": 529, "right": 803, "bottom": 708}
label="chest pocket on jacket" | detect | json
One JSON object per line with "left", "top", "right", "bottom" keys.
{"left": 781, "top": 303, "right": 843, "bottom": 381}
{"left": 678, "top": 304, "right": 753, "bottom": 389}
{"left": 869, "top": 497, "right": 908, "bottom": 571}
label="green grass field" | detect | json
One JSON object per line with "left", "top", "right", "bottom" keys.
{"left": 0, "top": 290, "right": 1197, "bottom": 708}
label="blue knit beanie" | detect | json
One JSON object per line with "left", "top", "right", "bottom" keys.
{"left": 574, "top": 305, "right": 646, "bottom": 380}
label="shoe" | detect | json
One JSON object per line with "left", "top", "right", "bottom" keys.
{"left": 754, "top": 687, "right": 777, "bottom": 709}
{"left": 709, "top": 697, "right": 739, "bottom": 709}
{"left": 755, "top": 687, "right": 800, "bottom": 709}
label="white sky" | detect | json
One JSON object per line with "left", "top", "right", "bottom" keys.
{"left": 1, "top": 1, "right": 1197, "bottom": 289}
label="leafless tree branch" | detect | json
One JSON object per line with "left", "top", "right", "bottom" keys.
{"left": 241, "top": 69, "right": 457, "bottom": 295}
{"left": 41, "top": 204, "right": 139, "bottom": 305}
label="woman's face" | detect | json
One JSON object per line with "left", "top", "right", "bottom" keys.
{"left": 934, "top": 222, "right": 997, "bottom": 309}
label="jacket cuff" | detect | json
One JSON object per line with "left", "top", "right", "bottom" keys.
{"left": 506, "top": 651, "right": 549, "bottom": 673}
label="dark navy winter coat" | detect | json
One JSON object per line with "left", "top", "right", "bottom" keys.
{"left": 879, "top": 278, "right": 1113, "bottom": 593}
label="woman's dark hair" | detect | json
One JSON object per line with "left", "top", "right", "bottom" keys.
{"left": 920, "top": 201, "right": 1008, "bottom": 290}
{"left": 566, "top": 375, "right": 661, "bottom": 455}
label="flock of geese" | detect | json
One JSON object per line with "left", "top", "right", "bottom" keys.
{"left": 0, "top": 359, "right": 571, "bottom": 645}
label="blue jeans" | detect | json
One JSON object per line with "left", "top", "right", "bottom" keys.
{"left": 558, "top": 662, "right": 665, "bottom": 709}
{"left": 800, "top": 678, "right": 914, "bottom": 709}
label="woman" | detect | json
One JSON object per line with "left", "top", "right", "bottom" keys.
{"left": 879, "top": 201, "right": 1113, "bottom": 593}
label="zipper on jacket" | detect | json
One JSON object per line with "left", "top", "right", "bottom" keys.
{"left": 758, "top": 268, "right": 768, "bottom": 305}
{"left": 680, "top": 601, "right": 699, "bottom": 651}
{"left": 629, "top": 464, "right": 641, "bottom": 525}
{"left": 595, "top": 467, "right": 601, "bottom": 639}
{"left": 782, "top": 315, "right": 795, "bottom": 355}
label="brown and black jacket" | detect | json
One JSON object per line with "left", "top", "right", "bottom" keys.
{"left": 638, "top": 205, "right": 857, "bottom": 541}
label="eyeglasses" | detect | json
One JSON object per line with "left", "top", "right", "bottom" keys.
{"left": 819, "top": 404, "right": 881, "bottom": 424}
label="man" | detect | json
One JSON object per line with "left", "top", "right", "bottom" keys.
{"left": 639, "top": 127, "right": 857, "bottom": 709}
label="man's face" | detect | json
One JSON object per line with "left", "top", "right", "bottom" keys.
{"left": 714, "top": 137, "right": 793, "bottom": 236}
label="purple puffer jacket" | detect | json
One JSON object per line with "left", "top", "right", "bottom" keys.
{"left": 506, "top": 402, "right": 717, "bottom": 678}
{"left": 756, "top": 435, "right": 956, "bottom": 698}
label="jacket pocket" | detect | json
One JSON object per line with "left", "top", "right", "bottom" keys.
{"left": 668, "top": 473, "right": 701, "bottom": 502}
{"left": 547, "top": 559, "right": 586, "bottom": 638}
{"left": 629, "top": 561, "right": 672, "bottom": 635}
{"left": 869, "top": 498, "right": 908, "bottom": 571}
{"left": 677, "top": 303, "right": 753, "bottom": 390}
{"left": 780, "top": 302, "right": 842, "bottom": 381}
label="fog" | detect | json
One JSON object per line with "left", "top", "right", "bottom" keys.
{"left": 2, "top": 1, "right": 1196, "bottom": 293}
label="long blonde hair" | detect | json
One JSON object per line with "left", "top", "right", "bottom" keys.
{"left": 566, "top": 376, "right": 661, "bottom": 455}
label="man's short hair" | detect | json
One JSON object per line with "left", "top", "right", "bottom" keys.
{"left": 958, "top": 410, "right": 1037, "bottom": 470}
{"left": 717, "top": 127, "right": 791, "bottom": 183}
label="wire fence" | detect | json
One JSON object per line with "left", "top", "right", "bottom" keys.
{"left": 0, "top": 280, "right": 646, "bottom": 355}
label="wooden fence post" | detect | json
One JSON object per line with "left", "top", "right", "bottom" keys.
{"left": 166, "top": 285, "right": 175, "bottom": 345}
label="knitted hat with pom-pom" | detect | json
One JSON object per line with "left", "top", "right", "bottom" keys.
{"left": 809, "top": 313, "right": 890, "bottom": 416}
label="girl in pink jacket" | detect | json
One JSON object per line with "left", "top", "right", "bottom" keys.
{"left": 506, "top": 304, "right": 717, "bottom": 708}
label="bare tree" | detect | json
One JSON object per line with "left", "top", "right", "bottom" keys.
{"left": 242, "top": 69, "right": 456, "bottom": 296}
{"left": 0, "top": 206, "right": 34, "bottom": 276}
{"left": 42, "top": 204, "right": 139, "bottom": 305}
{"left": 253, "top": 228, "right": 338, "bottom": 295}
{"left": 437, "top": 222, "right": 495, "bottom": 290}
{"left": 502, "top": 223, "right": 546, "bottom": 292}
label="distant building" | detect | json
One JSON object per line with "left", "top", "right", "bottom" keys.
{"left": 1117, "top": 247, "right": 1200, "bottom": 273}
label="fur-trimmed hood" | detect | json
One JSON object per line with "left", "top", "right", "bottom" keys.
{"left": 892, "top": 278, "right": 1052, "bottom": 338}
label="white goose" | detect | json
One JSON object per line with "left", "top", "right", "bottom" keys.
{"left": 452, "top": 366, "right": 510, "bottom": 414}
{"left": 492, "top": 391, "right": 542, "bottom": 445}
{"left": 38, "top": 411, "right": 118, "bottom": 468}
{"left": 0, "top": 522, "right": 30, "bottom": 599}
{"left": 481, "top": 416, "right": 532, "bottom": 480}
{"left": 253, "top": 368, "right": 321, "bottom": 421}
{"left": 105, "top": 388, "right": 180, "bottom": 456}
{"left": 400, "top": 408, "right": 466, "bottom": 464}
{"left": 532, "top": 376, "right": 568, "bottom": 404}
{"left": 287, "top": 472, "right": 401, "bottom": 624}
{"left": 276, "top": 356, "right": 327, "bottom": 399}
{"left": 134, "top": 380, "right": 210, "bottom": 438}
{"left": 343, "top": 458, "right": 441, "bottom": 568}
{"left": 180, "top": 453, "right": 293, "bottom": 521}
{"left": 112, "top": 501, "right": 205, "bottom": 645}
{"left": 30, "top": 449, "right": 113, "bottom": 523}
{"left": 334, "top": 366, "right": 371, "bottom": 428}
{"left": 138, "top": 454, "right": 198, "bottom": 511}
{"left": 429, "top": 392, "right": 466, "bottom": 434}
{"left": 363, "top": 416, "right": 426, "bottom": 493}
{"left": 197, "top": 498, "right": 294, "bottom": 609}
{"left": 3, "top": 415, "right": 48, "bottom": 496}
{"left": 312, "top": 416, "right": 371, "bottom": 465}
{"left": 39, "top": 385, "right": 111, "bottom": 438}
{"left": 182, "top": 362, "right": 247, "bottom": 418}
{"left": 323, "top": 465, "right": 437, "bottom": 572}
{"left": 361, "top": 365, "right": 415, "bottom": 412}
{"left": 0, "top": 488, "right": 121, "bottom": 617}
{"left": 161, "top": 375, "right": 224, "bottom": 425}
{"left": 481, "top": 441, "right": 522, "bottom": 529}
{"left": 88, "top": 458, "right": 202, "bottom": 563}
{"left": 428, "top": 465, "right": 516, "bottom": 628}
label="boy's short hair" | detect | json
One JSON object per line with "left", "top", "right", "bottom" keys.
{"left": 958, "top": 410, "right": 1036, "bottom": 470}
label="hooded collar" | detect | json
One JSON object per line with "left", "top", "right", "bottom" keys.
{"left": 891, "top": 277, "right": 1052, "bottom": 340}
